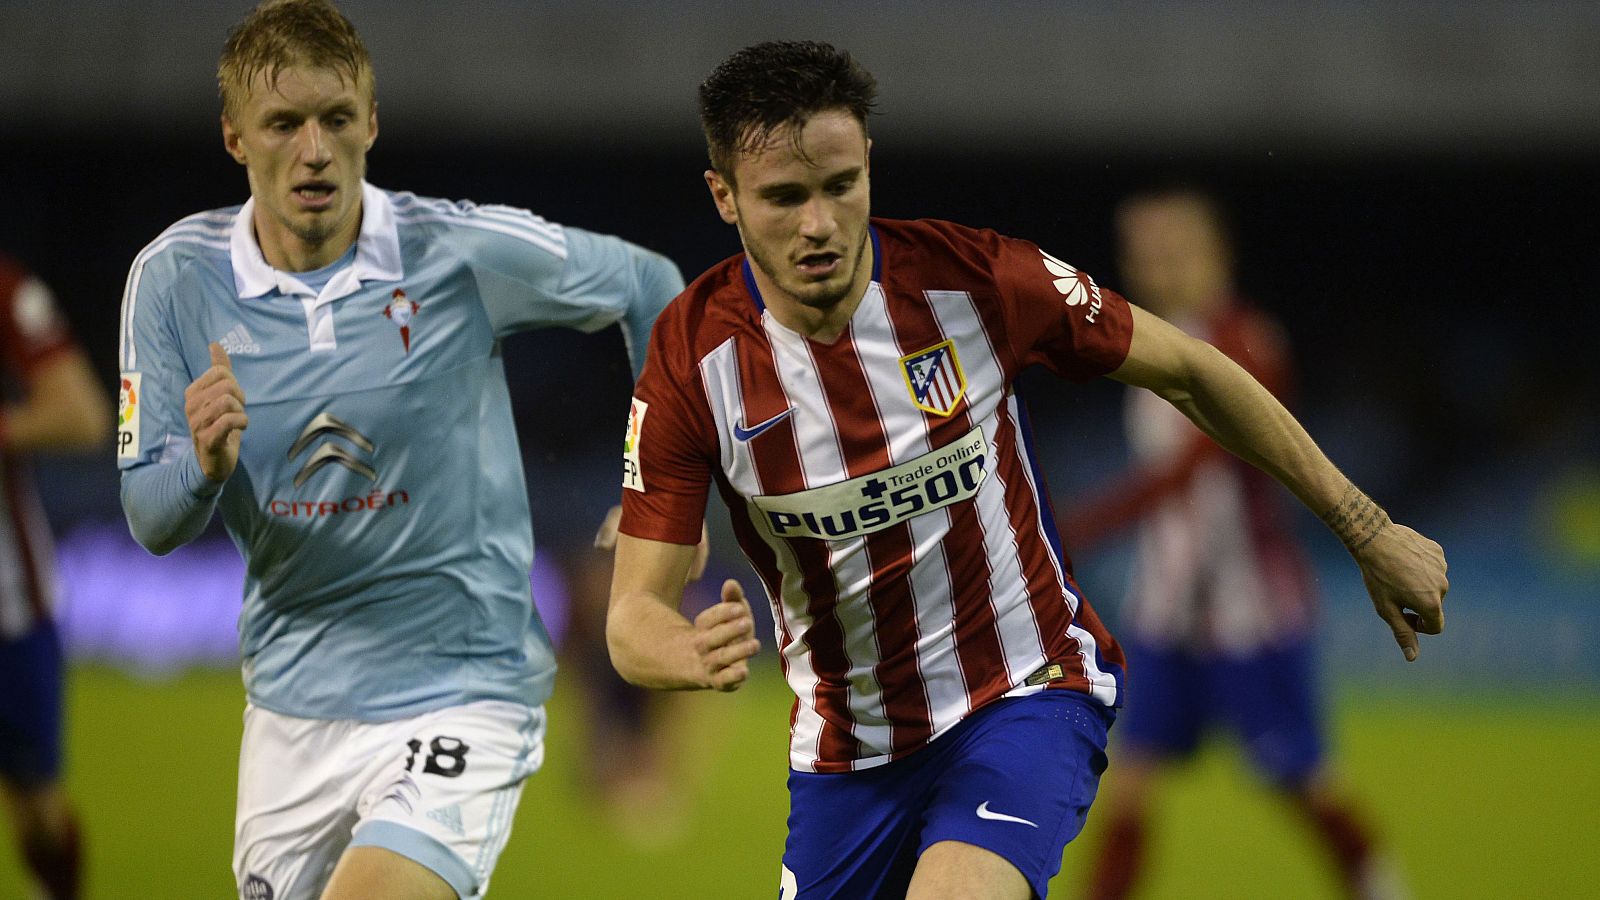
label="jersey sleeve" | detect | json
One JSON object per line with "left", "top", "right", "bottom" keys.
{"left": 617, "top": 317, "right": 718, "bottom": 546}
{"left": 989, "top": 233, "right": 1133, "bottom": 381}
{"left": 117, "top": 251, "right": 222, "bottom": 554}
{"left": 0, "top": 258, "right": 76, "bottom": 379}
{"left": 455, "top": 204, "right": 684, "bottom": 377}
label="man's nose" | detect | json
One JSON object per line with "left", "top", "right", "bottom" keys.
{"left": 298, "top": 122, "right": 332, "bottom": 168}
{"left": 798, "top": 198, "right": 834, "bottom": 241}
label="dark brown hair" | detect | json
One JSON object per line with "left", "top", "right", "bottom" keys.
{"left": 698, "top": 41, "right": 877, "bottom": 181}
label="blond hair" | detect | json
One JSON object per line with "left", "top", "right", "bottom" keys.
{"left": 217, "top": 0, "right": 374, "bottom": 120}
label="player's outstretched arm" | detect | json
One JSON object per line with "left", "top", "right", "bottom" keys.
{"left": 607, "top": 532, "right": 759, "bottom": 691}
{"left": 185, "top": 342, "right": 247, "bottom": 482}
{"left": 1108, "top": 305, "right": 1448, "bottom": 660}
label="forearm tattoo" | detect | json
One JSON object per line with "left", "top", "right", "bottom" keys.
{"left": 1321, "top": 483, "right": 1392, "bottom": 551}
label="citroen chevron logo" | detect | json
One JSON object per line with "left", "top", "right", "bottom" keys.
{"left": 289, "top": 412, "right": 377, "bottom": 487}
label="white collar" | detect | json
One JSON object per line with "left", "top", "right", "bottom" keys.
{"left": 230, "top": 181, "right": 403, "bottom": 299}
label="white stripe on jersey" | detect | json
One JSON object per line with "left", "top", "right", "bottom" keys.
{"left": 924, "top": 291, "right": 1048, "bottom": 687}
{"left": 391, "top": 195, "right": 566, "bottom": 260}
{"left": 120, "top": 213, "right": 233, "bottom": 369}
{"left": 0, "top": 469, "right": 57, "bottom": 638}
{"left": 763, "top": 305, "right": 897, "bottom": 765}
{"left": 995, "top": 389, "right": 1119, "bottom": 706}
{"left": 696, "top": 338, "right": 833, "bottom": 767}
{"left": 849, "top": 287, "right": 969, "bottom": 739}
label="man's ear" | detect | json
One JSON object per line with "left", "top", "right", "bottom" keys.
{"left": 705, "top": 169, "right": 739, "bottom": 226}
{"left": 222, "top": 115, "right": 247, "bottom": 165}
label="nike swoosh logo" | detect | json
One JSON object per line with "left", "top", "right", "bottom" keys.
{"left": 975, "top": 801, "right": 1038, "bottom": 828}
{"left": 733, "top": 407, "right": 794, "bottom": 442}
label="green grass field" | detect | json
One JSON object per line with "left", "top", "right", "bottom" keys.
{"left": 2, "top": 665, "right": 1595, "bottom": 898}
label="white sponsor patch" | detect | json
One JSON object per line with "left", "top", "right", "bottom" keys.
{"left": 753, "top": 426, "right": 990, "bottom": 541}
{"left": 117, "top": 372, "right": 142, "bottom": 460}
{"left": 622, "top": 397, "right": 647, "bottom": 492}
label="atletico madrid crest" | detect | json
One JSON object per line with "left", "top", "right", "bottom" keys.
{"left": 900, "top": 340, "right": 967, "bottom": 416}
{"left": 383, "top": 288, "right": 420, "bottom": 353}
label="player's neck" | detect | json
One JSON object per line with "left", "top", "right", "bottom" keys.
{"left": 253, "top": 208, "right": 363, "bottom": 274}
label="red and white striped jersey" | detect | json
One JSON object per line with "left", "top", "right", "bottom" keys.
{"left": 620, "top": 218, "right": 1131, "bottom": 773}
{"left": 0, "top": 255, "right": 74, "bottom": 639}
{"left": 1069, "top": 301, "right": 1317, "bottom": 654}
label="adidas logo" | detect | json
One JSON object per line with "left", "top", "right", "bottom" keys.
{"left": 219, "top": 324, "right": 262, "bottom": 356}
{"left": 427, "top": 803, "right": 465, "bottom": 836}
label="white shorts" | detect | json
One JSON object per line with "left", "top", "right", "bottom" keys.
{"left": 233, "top": 699, "right": 545, "bottom": 900}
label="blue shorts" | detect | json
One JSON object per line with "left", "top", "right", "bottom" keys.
{"left": 782, "top": 689, "right": 1113, "bottom": 900}
{"left": 1117, "top": 635, "right": 1325, "bottom": 786}
{"left": 0, "top": 619, "right": 66, "bottom": 787}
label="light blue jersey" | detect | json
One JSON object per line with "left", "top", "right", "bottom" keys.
{"left": 117, "top": 183, "right": 681, "bottom": 721}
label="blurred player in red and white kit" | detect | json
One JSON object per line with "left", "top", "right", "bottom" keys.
{"left": 0, "top": 253, "right": 110, "bottom": 900}
{"left": 607, "top": 42, "right": 1447, "bottom": 900}
{"left": 1073, "top": 186, "right": 1406, "bottom": 900}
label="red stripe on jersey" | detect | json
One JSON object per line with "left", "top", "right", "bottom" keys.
{"left": 734, "top": 338, "right": 863, "bottom": 765}
{"left": 1, "top": 456, "right": 49, "bottom": 627}
{"left": 967, "top": 286, "right": 1121, "bottom": 693}
{"left": 988, "top": 398, "right": 1089, "bottom": 680}
{"left": 884, "top": 294, "right": 1009, "bottom": 715}
{"left": 810, "top": 331, "right": 934, "bottom": 753}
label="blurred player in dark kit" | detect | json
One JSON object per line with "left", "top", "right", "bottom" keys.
{"left": 1, "top": 253, "right": 111, "bottom": 900}
{"left": 1074, "top": 185, "right": 1407, "bottom": 900}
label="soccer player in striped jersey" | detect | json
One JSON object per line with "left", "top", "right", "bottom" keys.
{"left": 1075, "top": 186, "right": 1405, "bottom": 900}
{"left": 115, "top": 2, "right": 682, "bottom": 898}
{"left": 1, "top": 254, "right": 107, "bottom": 900}
{"left": 605, "top": 42, "right": 1448, "bottom": 900}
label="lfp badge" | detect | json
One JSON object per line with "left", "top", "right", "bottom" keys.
{"left": 622, "top": 397, "right": 647, "bottom": 492}
{"left": 117, "top": 373, "right": 141, "bottom": 459}
{"left": 900, "top": 340, "right": 967, "bottom": 417}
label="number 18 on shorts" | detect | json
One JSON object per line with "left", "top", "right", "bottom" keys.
{"left": 234, "top": 700, "right": 546, "bottom": 900}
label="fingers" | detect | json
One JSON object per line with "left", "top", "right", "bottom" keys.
{"left": 1410, "top": 600, "right": 1445, "bottom": 635}
{"left": 721, "top": 578, "right": 749, "bottom": 609}
{"left": 708, "top": 659, "right": 751, "bottom": 692}
{"left": 209, "top": 341, "right": 233, "bottom": 371}
{"left": 695, "top": 580, "right": 760, "bottom": 691}
{"left": 1380, "top": 605, "right": 1420, "bottom": 662}
{"left": 188, "top": 392, "right": 249, "bottom": 443}
{"left": 593, "top": 505, "right": 622, "bottom": 551}
{"left": 198, "top": 411, "right": 250, "bottom": 445}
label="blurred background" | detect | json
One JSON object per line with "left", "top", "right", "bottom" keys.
{"left": 2, "top": 1, "right": 1596, "bottom": 897}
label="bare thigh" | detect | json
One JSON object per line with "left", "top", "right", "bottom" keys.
{"left": 321, "top": 846, "right": 456, "bottom": 900}
{"left": 906, "top": 840, "right": 1031, "bottom": 900}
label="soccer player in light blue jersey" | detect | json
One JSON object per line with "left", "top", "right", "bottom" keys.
{"left": 114, "top": 2, "right": 683, "bottom": 898}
